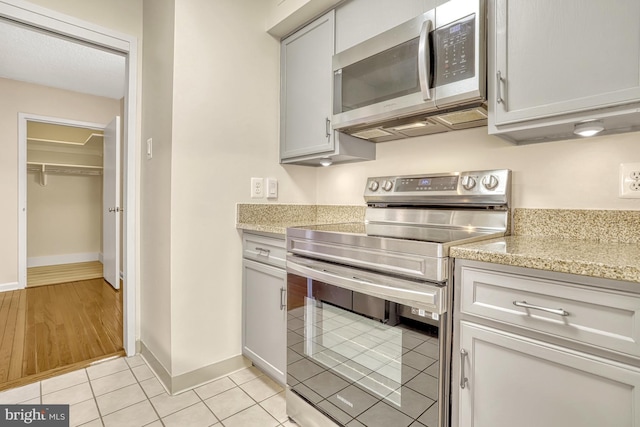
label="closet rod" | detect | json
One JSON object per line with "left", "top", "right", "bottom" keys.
{"left": 27, "top": 162, "right": 103, "bottom": 186}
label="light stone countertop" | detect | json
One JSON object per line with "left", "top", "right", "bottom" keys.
{"left": 236, "top": 204, "right": 366, "bottom": 236}
{"left": 237, "top": 205, "right": 640, "bottom": 283}
{"left": 451, "top": 236, "right": 640, "bottom": 283}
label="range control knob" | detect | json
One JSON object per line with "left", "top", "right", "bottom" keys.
{"left": 461, "top": 175, "right": 477, "bottom": 190}
{"left": 368, "top": 180, "right": 380, "bottom": 191}
{"left": 482, "top": 174, "right": 499, "bottom": 190}
{"left": 382, "top": 180, "right": 393, "bottom": 191}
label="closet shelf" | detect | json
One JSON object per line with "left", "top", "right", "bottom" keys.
{"left": 27, "top": 162, "right": 103, "bottom": 186}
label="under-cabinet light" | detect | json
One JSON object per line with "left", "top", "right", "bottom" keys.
{"left": 319, "top": 158, "right": 332, "bottom": 167}
{"left": 573, "top": 120, "right": 604, "bottom": 137}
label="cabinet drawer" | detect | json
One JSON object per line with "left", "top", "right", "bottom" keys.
{"left": 243, "top": 232, "right": 286, "bottom": 269}
{"left": 459, "top": 265, "right": 640, "bottom": 358}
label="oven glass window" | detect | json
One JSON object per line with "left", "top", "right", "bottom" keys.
{"left": 287, "top": 276, "right": 440, "bottom": 427}
{"left": 336, "top": 37, "right": 427, "bottom": 114}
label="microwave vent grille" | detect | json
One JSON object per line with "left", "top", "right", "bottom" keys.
{"left": 352, "top": 128, "right": 393, "bottom": 140}
{"left": 435, "top": 108, "right": 488, "bottom": 126}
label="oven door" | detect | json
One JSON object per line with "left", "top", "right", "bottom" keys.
{"left": 286, "top": 255, "right": 449, "bottom": 427}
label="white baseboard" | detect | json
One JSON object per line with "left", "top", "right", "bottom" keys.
{"left": 27, "top": 252, "right": 100, "bottom": 268}
{"left": 140, "top": 341, "right": 251, "bottom": 395}
{"left": 99, "top": 252, "right": 103, "bottom": 263}
{"left": 0, "top": 282, "right": 21, "bottom": 292}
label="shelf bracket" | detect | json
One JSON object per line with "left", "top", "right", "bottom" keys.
{"left": 39, "top": 164, "right": 47, "bottom": 187}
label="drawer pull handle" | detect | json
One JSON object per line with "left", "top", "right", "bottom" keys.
{"left": 255, "top": 247, "right": 271, "bottom": 256}
{"left": 460, "top": 349, "right": 469, "bottom": 389}
{"left": 513, "top": 300, "right": 569, "bottom": 317}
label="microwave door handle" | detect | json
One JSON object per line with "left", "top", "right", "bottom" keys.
{"left": 418, "top": 19, "right": 433, "bottom": 101}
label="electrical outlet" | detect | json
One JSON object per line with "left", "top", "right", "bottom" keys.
{"left": 619, "top": 163, "right": 640, "bottom": 198}
{"left": 251, "top": 177, "right": 263, "bottom": 199}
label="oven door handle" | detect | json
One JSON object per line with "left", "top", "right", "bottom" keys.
{"left": 287, "top": 258, "right": 446, "bottom": 314}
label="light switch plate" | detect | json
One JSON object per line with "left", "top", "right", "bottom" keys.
{"left": 266, "top": 178, "right": 278, "bottom": 199}
{"left": 146, "top": 138, "right": 153, "bottom": 160}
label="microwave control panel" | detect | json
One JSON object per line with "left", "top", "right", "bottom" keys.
{"left": 434, "top": 14, "right": 476, "bottom": 86}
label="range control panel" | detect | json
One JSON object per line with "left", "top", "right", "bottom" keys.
{"left": 364, "top": 169, "right": 511, "bottom": 206}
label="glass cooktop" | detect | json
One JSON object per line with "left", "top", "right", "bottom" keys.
{"left": 289, "top": 221, "right": 501, "bottom": 245}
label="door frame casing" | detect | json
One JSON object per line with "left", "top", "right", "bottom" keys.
{"left": 3, "top": 0, "right": 138, "bottom": 356}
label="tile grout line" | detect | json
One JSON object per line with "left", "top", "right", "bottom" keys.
{"left": 228, "top": 371, "right": 286, "bottom": 426}
{"left": 191, "top": 380, "right": 222, "bottom": 426}
{"left": 84, "top": 359, "right": 149, "bottom": 425}
{"left": 84, "top": 367, "right": 105, "bottom": 427}
{"left": 8, "top": 357, "right": 288, "bottom": 427}
{"left": 128, "top": 358, "right": 164, "bottom": 426}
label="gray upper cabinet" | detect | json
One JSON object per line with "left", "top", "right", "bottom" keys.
{"left": 280, "top": 10, "right": 375, "bottom": 166}
{"left": 280, "top": 10, "right": 376, "bottom": 166}
{"left": 489, "top": 0, "right": 640, "bottom": 143}
{"left": 280, "top": 11, "right": 335, "bottom": 161}
{"left": 335, "top": 0, "right": 442, "bottom": 53}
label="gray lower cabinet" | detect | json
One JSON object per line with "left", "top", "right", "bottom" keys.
{"left": 242, "top": 233, "right": 286, "bottom": 385}
{"left": 452, "top": 260, "right": 640, "bottom": 427}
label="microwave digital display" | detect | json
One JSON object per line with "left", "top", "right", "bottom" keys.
{"left": 450, "top": 24, "right": 461, "bottom": 34}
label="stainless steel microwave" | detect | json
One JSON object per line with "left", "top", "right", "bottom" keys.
{"left": 332, "top": 0, "right": 486, "bottom": 142}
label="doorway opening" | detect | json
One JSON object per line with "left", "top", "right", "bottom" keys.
{"left": 1, "top": 1, "right": 138, "bottom": 360}
{"left": 0, "top": 114, "right": 126, "bottom": 390}
{"left": 24, "top": 118, "right": 121, "bottom": 291}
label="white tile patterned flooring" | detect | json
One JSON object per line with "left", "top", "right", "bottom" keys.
{"left": 0, "top": 356, "right": 296, "bottom": 427}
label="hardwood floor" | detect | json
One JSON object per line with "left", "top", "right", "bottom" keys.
{"left": 27, "top": 261, "right": 104, "bottom": 287}
{"left": 0, "top": 278, "right": 123, "bottom": 391}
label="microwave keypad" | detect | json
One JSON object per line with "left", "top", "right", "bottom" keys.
{"left": 435, "top": 14, "right": 476, "bottom": 85}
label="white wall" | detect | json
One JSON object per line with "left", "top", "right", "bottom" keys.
{"left": 169, "top": 0, "right": 316, "bottom": 377}
{"left": 316, "top": 127, "right": 640, "bottom": 210}
{"left": 0, "top": 77, "right": 121, "bottom": 285}
{"left": 27, "top": 149, "right": 103, "bottom": 260}
{"left": 27, "top": 173, "right": 102, "bottom": 259}
{"left": 140, "top": 0, "right": 175, "bottom": 373}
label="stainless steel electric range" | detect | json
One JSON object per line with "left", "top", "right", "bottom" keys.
{"left": 285, "top": 169, "right": 511, "bottom": 427}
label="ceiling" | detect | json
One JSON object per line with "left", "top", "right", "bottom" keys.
{"left": 0, "top": 18, "right": 126, "bottom": 99}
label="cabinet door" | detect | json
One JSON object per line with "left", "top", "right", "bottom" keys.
{"left": 335, "top": 0, "right": 437, "bottom": 53}
{"left": 458, "top": 321, "right": 640, "bottom": 427}
{"left": 280, "top": 11, "right": 335, "bottom": 160}
{"left": 243, "top": 259, "right": 287, "bottom": 384}
{"left": 492, "top": 0, "right": 640, "bottom": 126}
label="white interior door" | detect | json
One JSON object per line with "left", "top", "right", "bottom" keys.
{"left": 103, "top": 116, "right": 120, "bottom": 289}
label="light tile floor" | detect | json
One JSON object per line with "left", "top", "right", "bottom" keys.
{"left": 0, "top": 356, "right": 296, "bottom": 427}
